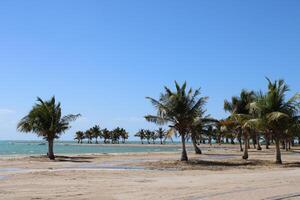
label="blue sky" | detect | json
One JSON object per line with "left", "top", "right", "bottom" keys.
{"left": 0, "top": 0, "right": 300, "bottom": 140}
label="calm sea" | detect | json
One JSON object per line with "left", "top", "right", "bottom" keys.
{"left": 0, "top": 140, "right": 186, "bottom": 156}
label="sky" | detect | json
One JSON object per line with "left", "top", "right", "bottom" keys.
{"left": 0, "top": 0, "right": 300, "bottom": 140}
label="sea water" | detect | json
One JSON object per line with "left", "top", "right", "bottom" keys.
{"left": 0, "top": 140, "right": 186, "bottom": 156}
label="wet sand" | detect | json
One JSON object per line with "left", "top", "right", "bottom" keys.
{"left": 0, "top": 144, "right": 300, "bottom": 200}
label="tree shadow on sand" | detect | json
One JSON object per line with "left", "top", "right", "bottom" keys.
{"left": 55, "top": 156, "right": 94, "bottom": 163}
{"left": 144, "top": 159, "right": 300, "bottom": 171}
{"left": 29, "top": 155, "right": 94, "bottom": 163}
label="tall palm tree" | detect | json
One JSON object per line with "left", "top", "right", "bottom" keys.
{"left": 145, "top": 81, "right": 207, "bottom": 161}
{"left": 135, "top": 129, "right": 145, "bottom": 144}
{"left": 17, "top": 97, "right": 80, "bottom": 160}
{"left": 156, "top": 128, "right": 166, "bottom": 144}
{"left": 91, "top": 125, "right": 102, "bottom": 144}
{"left": 74, "top": 131, "right": 85, "bottom": 143}
{"left": 250, "top": 78, "right": 300, "bottom": 164}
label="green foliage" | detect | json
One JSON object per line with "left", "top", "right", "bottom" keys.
{"left": 18, "top": 96, "right": 80, "bottom": 141}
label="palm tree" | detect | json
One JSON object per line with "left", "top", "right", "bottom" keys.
{"left": 190, "top": 116, "right": 217, "bottom": 154}
{"left": 205, "top": 124, "right": 215, "bottom": 145}
{"left": 120, "top": 128, "right": 128, "bottom": 144}
{"left": 135, "top": 129, "right": 145, "bottom": 144}
{"left": 250, "top": 78, "right": 300, "bottom": 164}
{"left": 102, "top": 128, "right": 111, "bottom": 144}
{"left": 156, "top": 128, "right": 166, "bottom": 144}
{"left": 224, "top": 89, "right": 256, "bottom": 159}
{"left": 145, "top": 81, "right": 207, "bottom": 161}
{"left": 85, "top": 129, "right": 93, "bottom": 144}
{"left": 150, "top": 131, "right": 157, "bottom": 144}
{"left": 91, "top": 125, "right": 102, "bottom": 144}
{"left": 111, "top": 127, "right": 121, "bottom": 144}
{"left": 74, "top": 131, "right": 85, "bottom": 143}
{"left": 17, "top": 97, "right": 80, "bottom": 160}
{"left": 145, "top": 129, "right": 152, "bottom": 144}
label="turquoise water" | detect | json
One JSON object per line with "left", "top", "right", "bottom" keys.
{"left": 0, "top": 140, "right": 185, "bottom": 156}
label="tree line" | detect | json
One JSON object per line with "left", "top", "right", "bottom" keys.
{"left": 74, "top": 126, "right": 129, "bottom": 144}
{"left": 134, "top": 128, "right": 168, "bottom": 144}
{"left": 17, "top": 78, "right": 300, "bottom": 163}
{"left": 145, "top": 78, "right": 300, "bottom": 164}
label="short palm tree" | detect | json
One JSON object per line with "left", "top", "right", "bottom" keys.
{"left": 111, "top": 127, "right": 121, "bottom": 144}
{"left": 74, "top": 131, "right": 85, "bottom": 143}
{"left": 145, "top": 81, "right": 207, "bottom": 161}
{"left": 135, "top": 129, "right": 145, "bottom": 144}
{"left": 150, "top": 131, "right": 157, "bottom": 144}
{"left": 145, "top": 129, "right": 152, "bottom": 144}
{"left": 85, "top": 129, "right": 94, "bottom": 144}
{"left": 102, "top": 128, "right": 111, "bottom": 144}
{"left": 120, "top": 128, "right": 128, "bottom": 144}
{"left": 17, "top": 97, "right": 80, "bottom": 160}
{"left": 156, "top": 128, "right": 166, "bottom": 144}
{"left": 91, "top": 125, "right": 102, "bottom": 144}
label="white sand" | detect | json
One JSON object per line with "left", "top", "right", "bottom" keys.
{"left": 0, "top": 144, "right": 300, "bottom": 200}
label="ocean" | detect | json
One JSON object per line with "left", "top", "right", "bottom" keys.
{"left": 0, "top": 140, "right": 185, "bottom": 156}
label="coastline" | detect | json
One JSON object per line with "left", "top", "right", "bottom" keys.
{"left": 1, "top": 145, "right": 300, "bottom": 199}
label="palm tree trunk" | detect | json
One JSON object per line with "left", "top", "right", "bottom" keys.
{"left": 181, "top": 134, "right": 188, "bottom": 161}
{"left": 242, "top": 131, "right": 248, "bottom": 160}
{"left": 281, "top": 141, "right": 285, "bottom": 150}
{"left": 275, "top": 138, "right": 282, "bottom": 164}
{"left": 48, "top": 139, "right": 55, "bottom": 160}
{"left": 230, "top": 137, "right": 235, "bottom": 144}
{"left": 225, "top": 137, "right": 229, "bottom": 144}
{"left": 237, "top": 129, "right": 243, "bottom": 152}
{"left": 252, "top": 136, "right": 256, "bottom": 149}
{"left": 218, "top": 135, "right": 221, "bottom": 145}
{"left": 257, "top": 133, "right": 262, "bottom": 150}
{"left": 291, "top": 139, "right": 295, "bottom": 147}
{"left": 191, "top": 134, "right": 202, "bottom": 154}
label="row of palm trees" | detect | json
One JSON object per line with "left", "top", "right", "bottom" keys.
{"left": 74, "top": 126, "right": 129, "bottom": 144}
{"left": 145, "top": 78, "right": 300, "bottom": 163}
{"left": 222, "top": 78, "right": 300, "bottom": 164}
{"left": 16, "top": 78, "right": 300, "bottom": 163}
{"left": 134, "top": 128, "right": 168, "bottom": 144}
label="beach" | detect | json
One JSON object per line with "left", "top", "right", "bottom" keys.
{"left": 1, "top": 144, "right": 300, "bottom": 200}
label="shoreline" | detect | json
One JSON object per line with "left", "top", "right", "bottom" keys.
{"left": 1, "top": 145, "right": 300, "bottom": 200}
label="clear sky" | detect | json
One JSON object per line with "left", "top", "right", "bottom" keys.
{"left": 0, "top": 0, "right": 300, "bottom": 140}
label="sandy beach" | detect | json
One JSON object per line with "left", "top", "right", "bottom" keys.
{"left": 0, "top": 144, "right": 300, "bottom": 200}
